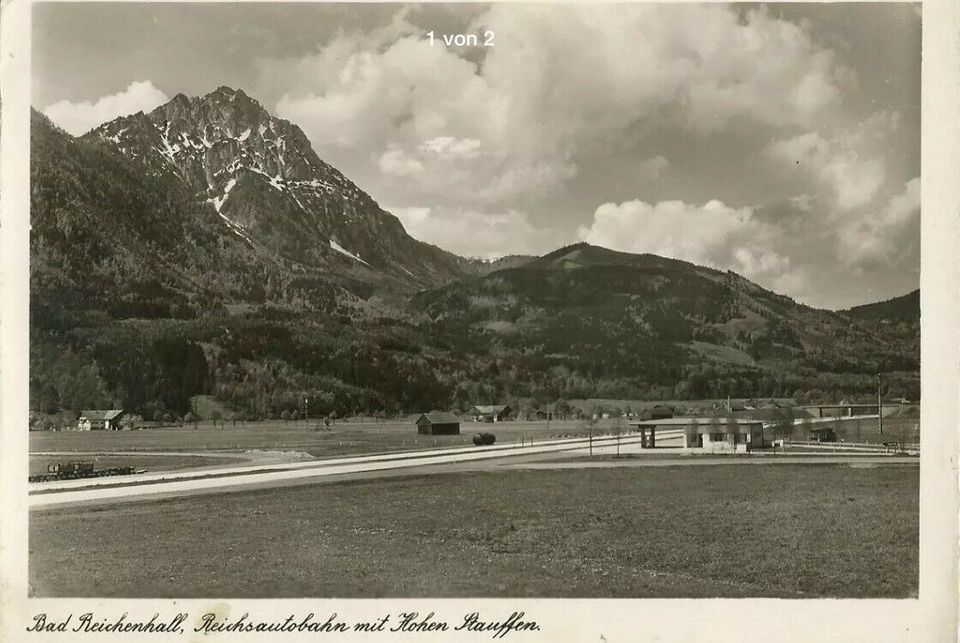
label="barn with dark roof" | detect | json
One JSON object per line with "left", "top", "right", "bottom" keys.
{"left": 415, "top": 413, "right": 461, "bottom": 435}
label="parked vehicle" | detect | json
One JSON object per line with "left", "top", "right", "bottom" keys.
{"left": 473, "top": 432, "right": 496, "bottom": 446}
{"left": 28, "top": 460, "right": 141, "bottom": 483}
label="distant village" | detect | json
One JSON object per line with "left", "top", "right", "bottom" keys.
{"left": 60, "top": 394, "right": 918, "bottom": 454}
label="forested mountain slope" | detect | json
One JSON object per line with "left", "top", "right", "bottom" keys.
{"left": 29, "top": 91, "right": 920, "bottom": 425}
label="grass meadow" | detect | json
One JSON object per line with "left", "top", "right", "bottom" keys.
{"left": 30, "top": 463, "right": 918, "bottom": 598}
{"left": 29, "top": 418, "right": 609, "bottom": 459}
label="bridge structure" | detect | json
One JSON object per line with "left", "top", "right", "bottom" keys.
{"left": 796, "top": 403, "right": 887, "bottom": 418}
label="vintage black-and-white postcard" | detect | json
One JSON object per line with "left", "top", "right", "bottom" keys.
{"left": 1, "top": 0, "right": 958, "bottom": 641}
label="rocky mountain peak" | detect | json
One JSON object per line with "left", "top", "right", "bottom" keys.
{"left": 85, "top": 87, "right": 468, "bottom": 288}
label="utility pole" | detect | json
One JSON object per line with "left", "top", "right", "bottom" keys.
{"left": 877, "top": 370, "right": 883, "bottom": 437}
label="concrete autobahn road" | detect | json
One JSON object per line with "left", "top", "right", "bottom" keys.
{"left": 502, "top": 456, "right": 920, "bottom": 470}
{"left": 29, "top": 432, "right": 669, "bottom": 509}
{"left": 30, "top": 430, "right": 915, "bottom": 510}
{"left": 30, "top": 432, "right": 662, "bottom": 492}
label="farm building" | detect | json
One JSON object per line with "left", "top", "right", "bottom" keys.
{"left": 77, "top": 409, "right": 125, "bottom": 431}
{"left": 471, "top": 404, "right": 514, "bottom": 422}
{"left": 638, "top": 404, "right": 674, "bottom": 420}
{"left": 716, "top": 400, "right": 751, "bottom": 412}
{"left": 416, "top": 413, "right": 461, "bottom": 435}
{"left": 809, "top": 426, "right": 838, "bottom": 442}
{"left": 630, "top": 418, "right": 767, "bottom": 453}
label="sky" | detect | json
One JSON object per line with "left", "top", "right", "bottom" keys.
{"left": 33, "top": 2, "right": 921, "bottom": 309}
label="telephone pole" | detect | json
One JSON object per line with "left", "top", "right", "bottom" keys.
{"left": 877, "top": 370, "right": 883, "bottom": 437}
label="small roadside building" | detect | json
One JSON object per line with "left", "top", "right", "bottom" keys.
{"left": 630, "top": 417, "right": 767, "bottom": 453}
{"left": 471, "top": 405, "right": 514, "bottom": 422}
{"left": 77, "top": 409, "right": 125, "bottom": 431}
{"left": 809, "top": 425, "right": 838, "bottom": 442}
{"left": 416, "top": 413, "right": 461, "bottom": 435}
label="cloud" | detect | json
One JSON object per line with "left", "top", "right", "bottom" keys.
{"left": 577, "top": 198, "right": 792, "bottom": 282}
{"left": 392, "top": 206, "right": 564, "bottom": 259}
{"left": 43, "top": 80, "right": 169, "bottom": 136}
{"left": 419, "top": 136, "right": 481, "bottom": 160}
{"left": 881, "top": 176, "right": 921, "bottom": 228}
{"left": 838, "top": 177, "right": 920, "bottom": 267}
{"left": 377, "top": 135, "right": 483, "bottom": 182}
{"left": 576, "top": 182, "right": 920, "bottom": 308}
{"left": 637, "top": 156, "right": 669, "bottom": 180}
{"left": 378, "top": 148, "right": 423, "bottom": 177}
{"left": 762, "top": 113, "right": 917, "bottom": 281}
{"left": 264, "top": 4, "right": 848, "bottom": 206}
{"left": 249, "top": 4, "right": 914, "bottom": 307}
{"left": 766, "top": 130, "right": 886, "bottom": 212}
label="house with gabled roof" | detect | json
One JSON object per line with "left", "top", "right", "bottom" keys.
{"left": 470, "top": 404, "right": 514, "bottom": 422}
{"left": 77, "top": 409, "right": 125, "bottom": 431}
{"left": 415, "top": 412, "right": 461, "bottom": 435}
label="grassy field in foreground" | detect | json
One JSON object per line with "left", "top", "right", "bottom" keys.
{"left": 30, "top": 464, "right": 917, "bottom": 598}
{"left": 28, "top": 419, "right": 606, "bottom": 458}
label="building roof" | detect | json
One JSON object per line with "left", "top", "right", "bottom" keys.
{"left": 79, "top": 409, "right": 124, "bottom": 421}
{"left": 472, "top": 405, "right": 510, "bottom": 414}
{"left": 690, "top": 424, "right": 761, "bottom": 435}
{"left": 417, "top": 413, "right": 460, "bottom": 425}
{"left": 809, "top": 425, "right": 837, "bottom": 433}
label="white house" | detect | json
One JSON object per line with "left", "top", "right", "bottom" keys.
{"left": 77, "top": 409, "right": 125, "bottom": 431}
{"left": 630, "top": 417, "right": 767, "bottom": 453}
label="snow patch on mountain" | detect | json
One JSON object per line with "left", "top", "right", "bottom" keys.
{"left": 158, "top": 123, "right": 180, "bottom": 161}
{"left": 218, "top": 212, "right": 254, "bottom": 245}
{"left": 289, "top": 191, "right": 308, "bottom": 213}
{"left": 102, "top": 127, "right": 127, "bottom": 146}
{"left": 330, "top": 240, "right": 370, "bottom": 266}
{"left": 209, "top": 177, "right": 252, "bottom": 245}
{"left": 300, "top": 178, "right": 336, "bottom": 193}
{"left": 210, "top": 178, "right": 237, "bottom": 213}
